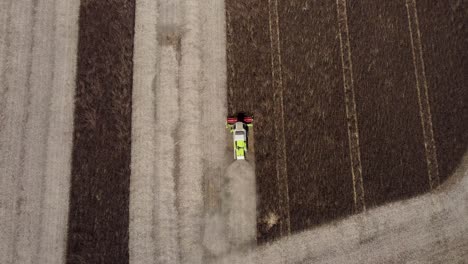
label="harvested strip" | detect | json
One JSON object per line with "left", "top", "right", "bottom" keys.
{"left": 0, "top": 1, "right": 36, "bottom": 263}
{"left": 38, "top": 1, "right": 80, "bottom": 263}
{"left": 154, "top": 45, "right": 180, "bottom": 263}
{"left": 129, "top": 0, "right": 158, "bottom": 262}
{"left": 200, "top": 0, "right": 230, "bottom": 218}
{"left": 199, "top": 0, "right": 232, "bottom": 259}
{"left": 14, "top": 1, "right": 56, "bottom": 263}
{"left": 67, "top": 0, "right": 135, "bottom": 263}
{"left": 178, "top": 0, "right": 204, "bottom": 263}
{"left": 154, "top": 2, "right": 183, "bottom": 264}
{"left": 0, "top": 0, "right": 79, "bottom": 263}
{"left": 222, "top": 160, "right": 257, "bottom": 251}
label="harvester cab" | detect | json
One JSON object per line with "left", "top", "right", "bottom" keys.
{"left": 226, "top": 113, "right": 253, "bottom": 160}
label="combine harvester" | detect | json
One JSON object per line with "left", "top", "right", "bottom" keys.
{"left": 226, "top": 113, "right": 254, "bottom": 160}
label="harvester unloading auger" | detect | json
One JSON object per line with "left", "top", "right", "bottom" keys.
{"left": 226, "top": 113, "right": 253, "bottom": 160}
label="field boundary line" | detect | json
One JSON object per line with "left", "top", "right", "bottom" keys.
{"left": 268, "top": 0, "right": 291, "bottom": 236}
{"left": 336, "top": 0, "right": 366, "bottom": 212}
{"left": 405, "top": 0, "right": 440, "bottom": 189}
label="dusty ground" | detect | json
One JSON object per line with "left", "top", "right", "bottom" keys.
{"left": 0, "top": 0, "right": 466, "bottom": 264}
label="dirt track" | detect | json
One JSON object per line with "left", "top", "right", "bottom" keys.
{"left": 226, "top": 0, "right": 467, "bottom": 242}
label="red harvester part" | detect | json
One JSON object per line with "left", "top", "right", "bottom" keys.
{"left": 244, "top": 116, "right": 253, "bottom": 123}
{"left": 227, "top": 117, "right": 238, "bottom": 124}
